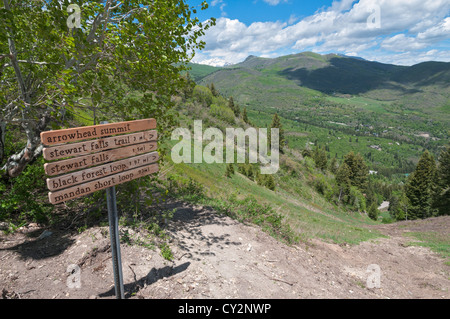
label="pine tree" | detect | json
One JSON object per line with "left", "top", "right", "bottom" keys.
{"left": 225, "top": 163, "right": 235, "bottom": 178}
{"left": 336, "top": 162, "right": 352, "bottom": 202}
{"left": 234, "top": 103, "right": 240, "bottom": 117}
{"left": 405, "top": 150, "right": 437, "bottom": 219}
{"left": 265, "top": 174, "right": 276, "bottom": 191}
{"left": 242, "top": 107, "right": 249, "bottom": 124}
{"left": 342, "top": 151, "right": 368, "bottom": 190}
{"left": 270, "top": 113, "right": 285, "bottom": 153}
{"left": 228, "top": 96, "right": 235, "bottom": 112}
{"left": 210, "top": 83, "right": 219, "bottom": 97}
{"left": 433, "top": 145, "right": 450, "bottom": 215}
{"left": 329, "top": 156, "right": 338, "bottom": 174}
{"left": 182, "top": 73, "right": 195, "bottom": 100}
{"left": 228, "top": 96, "right": 240, "bottom": 117}
{"left": 313, "top": 146, "right": 328, "bottom": 171}
{"left": 368, "top": 202, "right": 379, "bottom": 221}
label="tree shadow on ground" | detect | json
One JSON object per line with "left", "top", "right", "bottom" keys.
{"left": 0, "top": 228, "right": 76, "bottom": 260}
{"left": 98, "top": 262, "right": 191, "bottom": 298}
{"left": 159, "top": 199, "right": 243, "bottom": 261}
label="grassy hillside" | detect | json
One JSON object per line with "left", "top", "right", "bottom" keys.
{"left": 187, "top": 62, "right": 222, "bottom": 82}
{"left": 164, "top": 86, "right": 387, "bottom": 246}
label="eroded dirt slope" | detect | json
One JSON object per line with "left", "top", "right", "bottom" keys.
{"left": 1, "top": 202, "right": 449, "bottom": 299}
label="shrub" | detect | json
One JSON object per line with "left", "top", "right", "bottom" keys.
{"left": 165, "top": 173, "right": 205, "bottom": 201}
{"left": 225, "top": 163, "right": 235, "bottom": 177}
{"left": 213, "top": 195, "right": 296, "bottom": 244}
{"left": 349, "top": 186, "right": 367, "bottom": 212}
{"left": 0, "top": 157, "right": 54, "bottom": 228}
{"left": 193, "top": 85, "right": 213, "bottom": 107}
{"left": 312, "top": 175, "right": 330, "bottom": 195}
{"left": 209, "top": 103, "right": 235, "bottom": 124}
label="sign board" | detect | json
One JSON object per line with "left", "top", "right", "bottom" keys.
{"left": 41, "top": 119, "right": 159, "bottom": 204}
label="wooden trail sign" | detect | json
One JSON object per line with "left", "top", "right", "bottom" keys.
{"left": 44, "top": 141, "right": 157, "bottom": 176}
{"left": 48, "top": 163, "right": 159, "bottom": 205}
{"left": 46, "top": 152, "right": 159, "bottom": 192}
{"left": 43, "top": 130, "right": 157, "bottom": 161}
{"left": 41, "top": 119, "right": 156, "bottom": 146}
{"left": 40, "top": 119, "right": 159, "bottom": 205}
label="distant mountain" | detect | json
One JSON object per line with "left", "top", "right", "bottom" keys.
{"left": 192, "top": 51, "right": 449, "bottom": 100}
{"left": 187, "top": 62, "right": 222, "bottom": 82}
{"left": 336, "top": 53, "right": 367, "bottom": 61}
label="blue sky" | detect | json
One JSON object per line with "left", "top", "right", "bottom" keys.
{"left": 189, "top": 0, "right": 450, "bottom": 66}
{"left": 192, "top": 0, "right": 334, "bottom": 25}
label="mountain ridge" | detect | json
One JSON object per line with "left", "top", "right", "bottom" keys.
{"left": 194, "top": 52, "right": 449, "bottom": 95}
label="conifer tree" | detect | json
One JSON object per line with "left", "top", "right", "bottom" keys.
{"left": 342, "top": 151, "right": 368, "bottom": 190}
{"left": 368, "top": 202, "right": 379, "bottom": 221}
{"left": 405, "top": 150, "right": 437, "bottom": 219}
{"left": 329, "top": 156, "right": 338, "bottom": 174}
{"left": 228, "top": 96, "right": 240, "bottom": 117}
{"left": 234, "top": 103, "right": 240, "bottom": 117}
{"left": 433, "top": 145, "right": 450, "bottom": 215}
{"left": 225, "top": 163, "right": 235, "bottom": 178}
{"left": 265, "top": 174, "right": 276, "bottom": 191}
{"left": 210, "top": 83, "right": 219, "bottom": 97}
{"left": 313, "top": 146, "right": 328, "bottom": 171}
{"left": 270, "top": 113, "right": 285, "bottom": 153}
{"left": 336, "top": 162, "right": 351, "bottom": 202}
{"left": 243, "top": 107, "right": 249, "bottom": 124}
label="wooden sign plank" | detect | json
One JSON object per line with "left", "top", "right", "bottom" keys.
{"left": 44, "top": 141, "right": 157, "bottom": 176}
{"left": 43, "top": 130, "right": 157, "bottom": 161}
{"left": 48, "top": 163, "right": 159, "bottom": 205}
{"left": 46, "top": 152, "right": 159, "bottom": 191}
{"left": 41, "top": 118, "right": 156, "bottom": 146}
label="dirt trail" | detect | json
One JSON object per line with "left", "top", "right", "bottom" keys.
{"left": 0, "top": 202, "right": 449, "bottom": 299}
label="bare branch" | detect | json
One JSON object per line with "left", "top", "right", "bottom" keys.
{"left": 86, "top": 0, "right": 113, "bottom": 43}
{"left": 2, "top": 0, "right": 29, "bottom": 104}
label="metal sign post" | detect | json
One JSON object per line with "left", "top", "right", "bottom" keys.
{"left": 101, "top": 121, "right": 125, "bottom": 299}
{"left": 106, "top": 184, "right": 125, "bottom": 299}
{"left": 40, "top": 118, "right": 159, "bottom": 299}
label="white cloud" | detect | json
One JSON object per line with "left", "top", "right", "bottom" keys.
{"left": 195, "top": 0, "right": 450, "bottom": 66}
{"left": 288, "top": 14, "right": 300, "bottom": 25}
{"left": 211, "top": 0, "right": 227, "bottom": 17}
{"left": 364, "top": 49, "right": 450, "bottom": 66}
{"left": 262, "top": 0, "right": 288, "bottom": 6}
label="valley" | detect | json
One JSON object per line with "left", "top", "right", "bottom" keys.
{"left": 191, "top": 52, "right": 449, "bottom": 178}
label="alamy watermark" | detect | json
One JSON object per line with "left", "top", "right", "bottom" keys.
{"left": 171, "top": 120, "right": 280, "bottom": 174}
{"left": 367, "top": 4, "right": 381, "bottom": 29}
{"left": 67, "top": 264, "right": 81, "bottom": 289}
{"left": 366, "top": 264, "right": 381, "bottom": 289}
{"left": 67, "top": 4, "right": 81, "bottom": 29}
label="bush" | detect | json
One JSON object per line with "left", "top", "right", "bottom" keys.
{"left": 209, "top": 103, "right": 235, "bottom": 124}
{"left": 225, "top": 163, "right": 235, "bottom": 178}
{"left": 0, "top": 157, "right": 54, "bottom": 228}
{"left": 238, "top": 163, "right": 255, "bottom": 180}
{"left": 349, "top": 186, "right": 367, "bottom": 212}
{"left": 312, "top": 175, "right": 330, "bottom": 195}
{"left": 256, "top": 173, "right": 276, "bottom": 190}
{"left": 166, "top": 173, "right": 205, "bottom": 201}
{"left": 193, "top": 85, "right": 213, "bottom": 107}
{"left": 211, "top": 195, "right": 297, "bottom": 244}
